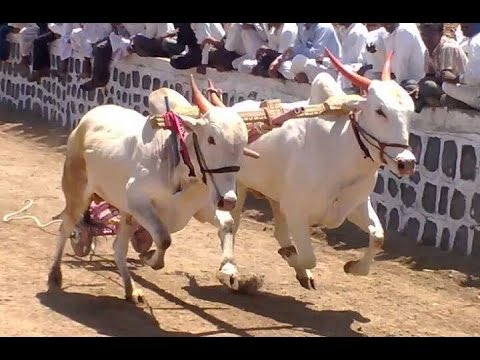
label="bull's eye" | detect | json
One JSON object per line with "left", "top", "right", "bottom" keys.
{"left": 376, "top": 109, "right": 386, "bottom": 117}
{"left": 208, "top": 136, "right": 216, "bottom": 145}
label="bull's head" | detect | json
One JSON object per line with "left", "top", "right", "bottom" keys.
{"left": 324, "top": 48, "right": 416, "bottom": 177}
{"left": 186, "top": 75, "right": 253, "bottom": 211}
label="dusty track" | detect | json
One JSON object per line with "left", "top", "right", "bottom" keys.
{"left": 1, "top": 106, "right": 479, "bottom": 337}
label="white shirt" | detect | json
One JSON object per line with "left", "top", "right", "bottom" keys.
{"left": 461, "top": 32, "right": 480, "bottom": 86}
{"left": 293, "top": 23, "right": 341, "bottom": 59}
{"left": 48, "top": 23, "right": 79, "bottom": 37}
{"left": 263, "top": 23, "right": 298, "bottom": 53}
{"left": 191, "top": 23, "right": 226, "bottom": 44}
{"left": 81, "top": 23, "right": 112, "bottom": 43}
{"left": 122, "top": 23, "right": 146, "bottom": 37}
{"left": 341, "top": 23, "right": 368, "bottom": 64}
{"left": 384, "top": 23, "right": 426, "bottom": 83}
{"left": 363, "top": 27, "right": 389, "bottom": 72}
{"left": 145, "top": 23, "right": 175, "bottom": 40}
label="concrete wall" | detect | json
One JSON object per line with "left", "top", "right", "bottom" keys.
{"left": 2, "top": 35, "right": 480, "bottom": 256}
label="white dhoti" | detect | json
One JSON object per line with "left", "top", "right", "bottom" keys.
{"left": 224, "top": 23, "right": 246, "bottom": 55}
{"left": 58, "top": 36, "right": 73, "bottom": 61}
{"left": 286, "top": 54, "right": 338, "bottom": 83}
{"left": 109, "top": 33, "right": 131, "bottom": 62}
{"left": 442, "top": 82, "right": 480, "bottom": 110}
{"left": 231, "top": 28, "right": 268, "bottom": 73}
{"left": 19, "top": 24, "right": 39, "bottom": 57}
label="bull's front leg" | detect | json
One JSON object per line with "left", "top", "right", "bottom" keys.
{"left": 112, "top": 211, "right": 143, "bottom": 303}
{"left": 126, "top": 179, "right": 172, "bottom": 272}
{"left": 194, "top": 183, "right": 263, "bottom": 294}
{"left": 344, "top": 196, "right": 384, "bottom": 276}
{"left": 270, "top": 200, "right": 315, "bottom": 290}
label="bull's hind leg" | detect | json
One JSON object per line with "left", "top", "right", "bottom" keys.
{"left": 269, "top": 200, "right": 315, "bottom": 290}
{"left": 344, "top": 198, "right": 384, "bottom": 276}
{"left": 112, "top": 213, "right": 142, "bottom": 303}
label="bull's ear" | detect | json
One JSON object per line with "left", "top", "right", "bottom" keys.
{"left": 340, "top": 96, "right": 368, "bottom": 113}
{"left": 181, "top": 115, "right": 207, "bottom": 132}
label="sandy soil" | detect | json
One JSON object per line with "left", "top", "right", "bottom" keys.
{"left": 1, "top": 106, "right": 479, "bottom": 337}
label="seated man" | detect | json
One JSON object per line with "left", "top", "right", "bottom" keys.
{"left": 80, "top": 23, "right": 146, "bottom": 91}
{"left": 190, "top": 23, "right": 226, "bottom": 74}
{"left": 256, "top": 23, "right": 298, "bottom": 79}
{"left": 231, "top": 23, "right": 269, "bottom": 74}
{"left": 192, "top": 23, "right": 246, "bottom": 74}
{"left": 442, "top": 23, "right": 480, "bottom": 111}
{"left": 131, "top": 23, "right": 183, "bottom": 58}
{"left": 16, "top": 23, "right": 41, "bottom": 74}
{"left": 48, "top": 23, "right": 80, "bottom": 80}
{"left": 381, "top": 23, "right": 426, "bottom": 87}
{"left": 335, "top": 23, "right": 368, "bottom": 90}
{"left": 358, "top": 24, "right": 389, "bottom": 80}
{"left": 0, "top": 23, "right": 14, "bottom": 61}
{"left": 278, "top": 23, "right": 341, "bottom": 84}
{"left": 70, "top": 23, "right": 112, "bottom": 79}
{"left": 415, "top": 23, "right": 468, "bottom": 112}
{"left": 169, "top": 23, "right": 202, "bottom": 70}
{"left": 28, "top": 23, "right": 59, "bottom": 82}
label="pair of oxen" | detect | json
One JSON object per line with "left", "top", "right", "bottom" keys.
{"left": 47, "top": 49, "right": 416, "bottom": 303}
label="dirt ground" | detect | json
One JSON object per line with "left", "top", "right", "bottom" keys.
{"left": 1, "top": 106, "right": 479, "bottom": 337}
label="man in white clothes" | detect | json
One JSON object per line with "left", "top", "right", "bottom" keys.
{"left": 254, "top": 23, "right": 298, "bottom": 79}
{"left": 230, "top": 23, "right": 269, "bottom": 74}
{"left": 335, "top": 23, "right": 368, "bottom": 90}
{"left": 48, "top": 23, "right": 80, "bottom": 79}
{"left": 131, "top": 23, "right": 183, "bottom": 58}
{"left": 358, "top": 24, "right": 389, "bottom": 80}
{"left": 109, "top": 23, "right": 146, "bottom": 62}
{"left": 190, "top": 23, "right": 226, "bottom": 74}
{"left": 442, "top": 23, "right": 480, "bottom": 110}
{"left": 381, "top": 23, "right": 426, "bottom": 87}
{"left": 70, "top": 23, "right": 112, "bottom": 79}
{"left": 276, "top": 23, "right": 341, "bottom": 83}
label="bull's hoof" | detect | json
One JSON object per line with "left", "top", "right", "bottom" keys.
{"left": 125, "top": 289, "right": 145, "bottom": 304}
{"left": 235, "top": 274, "right": 264, "bottom": 295}
{"left": 296, "top": 273, "right": 316, "bottom": 290}
{"left": 131, "top": 227, "right": 153, "bottom": 254}
{"left": 344, "top": 260, "right": 370, "bottom": 276}
{"left": 47, "top": 267, "right": 62, "bottom": 289}
{"left": 216, "top": 269, "right": 239, "bottom": 291}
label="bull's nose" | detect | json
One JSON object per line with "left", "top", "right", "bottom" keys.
{"left": 217, "top": 197, "right": 237, "bottom": 211}
{"left": 397, "top": 159, "right": 415, "bottom": 176}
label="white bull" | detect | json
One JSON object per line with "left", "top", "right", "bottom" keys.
{"left": 193, "top": 50, "right": 417, "bottom": 290}
{"left": 47, "top": 75, "right": 260, "bottom": 302}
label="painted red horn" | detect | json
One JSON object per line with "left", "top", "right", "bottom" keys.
{"left": 324, "top": 48, "right": 372, "bottom": 92}
{"left": 207, "top": 79, "right": 226, "bottom": 107}
{"left": 382, "top": 51, "right": 393, "bottom": 81}
{"left": 190, "top": 74, "right": 213, "bottom": 114}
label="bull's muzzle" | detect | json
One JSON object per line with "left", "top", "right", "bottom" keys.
{"left": 217, "top": 190, "right": 237, "bottom": 211}
{"left": 140, "top": 249, "right": 165, "bottom": 270}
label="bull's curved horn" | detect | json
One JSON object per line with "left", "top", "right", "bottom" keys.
{"left": 324, "top": 48, "right": 372, "bottom": 92}
{"left": 190, "top": 74, "right": 213, "bottom": 114}
{"left": 207, "top": 79, "right": 226, "bottom": 107}
{"left": 243, "top": 147, "right": 260, "bottom": 159}
{"left": 381, "top": 51, "right": 393, "bottom": 81}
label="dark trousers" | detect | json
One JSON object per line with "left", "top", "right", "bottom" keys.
{"left": 170, "top": 44, "right": 201, "bottom": 70}
{"left": 208, "top": 47, "right": 241, "bottom": 72}
{"left": 32, "top": 30, "right": 57, "bottom": 71}
{"left": 91, "top": 37, "right": 113, "bottom": 84}
{"left": 0, "top": 24, "right": 12, "bottom": 61}
{"left": 132, "top": 35, "right": 184, "bottom": 58}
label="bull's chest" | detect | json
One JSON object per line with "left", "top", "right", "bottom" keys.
{"left": 151, "top": 183, "right": 209, "bottom": 234}
{"left": 315, "top": 178, "right": 373, "bottom": 229}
